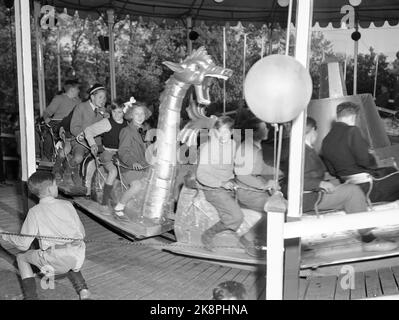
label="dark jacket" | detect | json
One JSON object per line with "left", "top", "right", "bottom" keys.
{"left": 281, "top": 145, "right": 327, "bottom": 213}
{"left": 321, "top": 122, "right": 377, "bottom": 177}
{"left": 70, "top": 100, "right": 107, "bottom": 139}
{"left": 302, "top": 145, "right": 327, "bottom": 212}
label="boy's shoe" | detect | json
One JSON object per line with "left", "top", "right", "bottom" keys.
{"left": 113, "top": 210, "right": 130, "bottom": 222}
{"left": 239, "top": 237, "right": 266, "bottom": 259}
{"left": 362, "top": 239, "right": 399, "bottom": 252}
{"left": 201, "top": 221, "right": 228, "bottom": 252}
{"left": 79, "top": 289, "right": 91, "bottom": 300}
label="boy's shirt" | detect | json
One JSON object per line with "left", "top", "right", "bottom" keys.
{"left": 234, "top": 137, "right": 279, "bottom": 190}
{"left": 196, "top": 135, "right": 236, "bottom": 188}
{"left": 44, "top": 94, "right": 81, "bottom": 120}
{"left": 2, "top": 197, "right": 85, "bottom": 251}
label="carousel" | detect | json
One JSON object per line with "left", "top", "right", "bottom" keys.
{"left": 12, "top": 0, "right": 399, "bottom": 300}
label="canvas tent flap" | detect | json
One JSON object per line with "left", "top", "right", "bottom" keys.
{"left": 43, "top": 0, "right": 399, "bottom": 27}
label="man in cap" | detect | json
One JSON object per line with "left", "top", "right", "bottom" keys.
{"left": 62, "top": 83, "right": 108, "bottom": 187}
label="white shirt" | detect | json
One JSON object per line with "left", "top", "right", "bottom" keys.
{"left": 2, "top": 197, "right": 85, "bottom": 251}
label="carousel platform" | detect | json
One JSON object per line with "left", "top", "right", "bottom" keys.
{"left": 0, "top": 182, "right": 266, "bottom": 300}
{"left": 3, "top": 182, "right": 399, "bottom": 299}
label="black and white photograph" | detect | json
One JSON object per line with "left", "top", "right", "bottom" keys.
{"left": 1, "top": 0, "right": 399, "bottom": 306}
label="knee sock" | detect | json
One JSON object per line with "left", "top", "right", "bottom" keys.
{"left": 21, "top": 277, "right": 38, "bottom": 300}
{"left": 102, "top": 184, "right": 113, "bottom": 206}
{"left": 67, "top": 270, "right": 88, "bottom": 293}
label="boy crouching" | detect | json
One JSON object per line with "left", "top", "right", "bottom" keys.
{"left": 0, "top": 171, "right": 90, "bottom": 300}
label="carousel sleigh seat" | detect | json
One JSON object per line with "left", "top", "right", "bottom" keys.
{"left": 174, "top": 185, "right": 263, "bottom": 253}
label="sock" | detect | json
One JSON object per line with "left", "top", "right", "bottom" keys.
{"left": 21, "top": 277, "right": 38, "bottom": 300}
{"left": 114, "top": 203, "right": 125, "bottom": 215}
{"left": 360, "top": 233, "right": 377, "bottom": 243}
{"left": 102, "top": 184, "right": 113, "bottom": 206}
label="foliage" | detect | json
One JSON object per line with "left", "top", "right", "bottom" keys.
{"left": 0, "top": 2, "right": 395, "bottom": 118}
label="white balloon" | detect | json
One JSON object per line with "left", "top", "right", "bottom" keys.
{"left": 244, "top": 55, "right": 313, "bottom": 123}
{"left": 277, "top": 0, "right": 290, "bottom": 7}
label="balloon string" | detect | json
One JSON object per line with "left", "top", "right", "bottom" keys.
{"left": 275, "top": 124, "right": 284, "bottom": 189}
{"left": 273, "top": 123, "right": 278, "bottom": 185}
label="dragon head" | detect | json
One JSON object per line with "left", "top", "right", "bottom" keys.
{"left": 163, "top": 46, "right": 233, "bottom": 105}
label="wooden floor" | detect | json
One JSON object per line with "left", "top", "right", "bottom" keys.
{"left": 300, "top": 267, "right": 399, "bottom": 300}
{"left": 0, "top": 183, "right": 266, "bottom": 300}
{"left": 3, "top": 182, "right": 399, "bottom": 300}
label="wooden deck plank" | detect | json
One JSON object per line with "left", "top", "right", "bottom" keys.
{"left": 334, "top": 274, "right": 351, "bottom": 300}
{"left": 298, "top": 278, "right": 309, "bottom": 300}
{"left": 117, "top": 256, "right": 197, "bottom": 299}
{"left": 350, "top": 272, "right": 366, "bottom": 300}
{"left": 244, "top": 271, "right": 265, "bottom": 300}
{"left": 107, "top": 255, "right": 191, "bottom": 300}
{"left": 378, "top": 268, "right": 399, "bottom": 296}
{"left": 364, "top": 270, "right": 383, "bottom": 298}
{"left": 143, "top": 261, "right": 215, "bottom": 300}
{"left": 195, "top": 266, "right": 235, "bottom": 299}
{"left": 391, "top": 266, "right": 399, "bottom": 285}
{"left": 304, "top": 275, "right": 337, "bottom": 300}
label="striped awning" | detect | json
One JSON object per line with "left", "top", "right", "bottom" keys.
{"left": 43, "top": 0, "right": 399, "bottom": 27}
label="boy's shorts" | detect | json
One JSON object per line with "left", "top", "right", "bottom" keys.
{"left": 21, "top": 242, "right": 86, "bottom": 275}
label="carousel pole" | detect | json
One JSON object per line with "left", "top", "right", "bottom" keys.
{"left": 57, "top": 28, "right": 62, "bottom": 91}
{"left": 187, "top": 16, "right": 193, "bottom": 55}
{"left": 261, "top": 33, "right": 265, "bottom": 58}
{"left": 285, "top": 0, "right": 293, "bottom": 56}
{"left": 353, "top": 22, "right": 359, "bottom": 95}
{"left": 242, "top": 33, "right": 247, "bottom": 99}
{"left": 283, "top": 0, "right": 313, "bottom": 300}
{"left": 14, "top": 0, "right": 36, "bottom": 213}
{"left": 223, "top": 26, "right": 226, "bottom": 115}
{"left": 107, "top": 9, "right": 117, "bottom": 101}
{"left": 373, "top": 53, "right": 379, "bottom": 98}
{"left": 34, "top": 1, "right": 46, "bottom": 117}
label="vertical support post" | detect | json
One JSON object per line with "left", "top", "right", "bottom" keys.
{"left": 373, "top": 53, "right": 379, "bottom": 98}
{"left": 223, "top": 26, "right": 226, "bottom": 115}
{"left": 284, "top": 0, "right": 313, "bottom": 300}
{"left": 354, "top": 41, "right": 358, "bottom": 95}
{"left": 34, "top": 1, "right": 46, "bottom": 117}
{"left": 57, "top": 28, "right": 62, "bottom": 91}
{"left": 266, "top": 210, "right": 285, "bottom": 300}
{"left": 187, "top": 16, "right": 192, "bottom": 55}
{"left": 107, "top": 9, "right": 116, "bottom": 101}
{"left": 285, "top": 0, "right": 293, "bottom": 56}
{"left": 15, "top": 0, "right": 36, "bottom": 212}
{"left": 353, "top": 22, "right": 359, "bottom": 95}
{"left": 242, "top": 33, "right": 247, "bottom": 99}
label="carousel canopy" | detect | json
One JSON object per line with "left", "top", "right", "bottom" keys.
{"left": 43, "top": 0, "right": 399, "bottom": 28}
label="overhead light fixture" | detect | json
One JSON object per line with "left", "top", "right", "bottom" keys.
{"left": 189, "top": 30, "right": 199, "bottom": 41}
{"left": 349, "top": 0, "right": 362, "bottom": 6}
{"left": 214, "top": 0, "right": 224, "bottom": 3}
{"left": 277, "top": 0, "right": 290, "bottom": 7}
{"left": 351, "top": 30, "right": 361, "bottom": 41}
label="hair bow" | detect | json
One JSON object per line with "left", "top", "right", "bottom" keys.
{"left": 123, "top": 96, "right": 137, "bottom": 113}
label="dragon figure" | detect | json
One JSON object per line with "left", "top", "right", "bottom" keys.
{"left": 137, "top": 46, "right": 233, "bottom": 222}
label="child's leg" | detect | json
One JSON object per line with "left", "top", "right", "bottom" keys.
{"left": 16, "top": 251, "right": 40, "bottom": 300}
{"left": 67, "top": 270, "right": 90, "bottom": 299}
{"left": 201, "top": 189, "right": 244, "bottom": 250}
{"left": 102, "top": 161, "right": 117, "bottom": 207}
{"left": 114, "top": 180, "right": 143, "bottom": 213}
